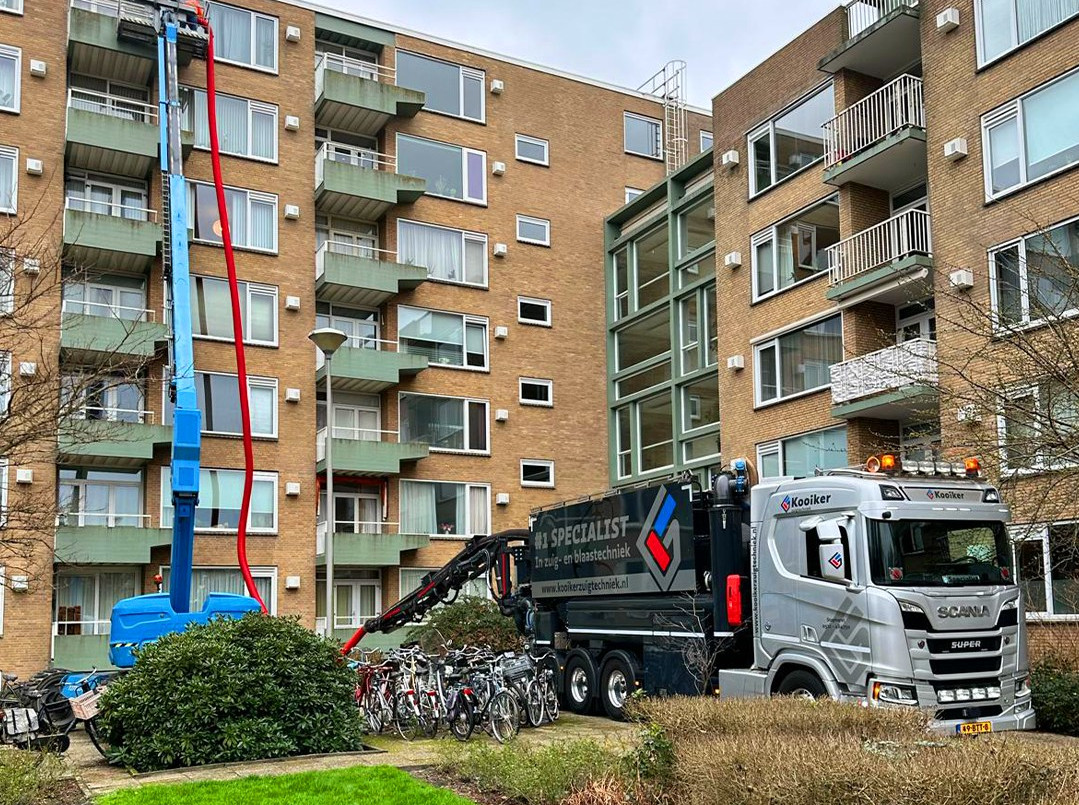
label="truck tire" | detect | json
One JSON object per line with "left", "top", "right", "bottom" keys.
{"left": 563, "top": 651, "right": 596, "bottom": 715}
{"left": 775, "top": 669, "right": 827, "bottom": 699}
{"left": 600, "top": 652, "right": 637, "bottom": 720}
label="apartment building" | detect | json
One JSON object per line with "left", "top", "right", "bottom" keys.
{"left": 0, "top": 0, "right": 712, "bottom": 672}
{"left": 608, "top": 0, "right": 1079, "bottom": 635}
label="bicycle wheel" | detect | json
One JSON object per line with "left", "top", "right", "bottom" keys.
{"left": 392, "top": 691, "right": 421, "bottom": 741}
{"left": 543, "top": 678, "right": 560, "bottom": 722}
{"left": 363, "top": 688, "right": 384, "bottom": 734}
{"left": 419, "top": 693, "right": 439, "bottom": 739}
{"left": 524, "top": 679, "right": 545, "bottom": 728}
{"left": 488, "top": 690, "right": 521, "bottom": 744}
{"left": 85, "top": 717, "right": 112, "bottom": 759}
{"left": 448, "top": 695, "right": 475, "bottom": 742}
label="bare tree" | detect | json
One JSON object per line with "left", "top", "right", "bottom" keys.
{"left": 657, "top": 593, "right": 728, "bottom": 695}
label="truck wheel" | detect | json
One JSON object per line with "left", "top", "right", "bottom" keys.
{"left": 775, "top": 669, "right": 827, "bottom": 699}
{"left": 563, "top": 652, "right": 596, "bottom": 715}
{"left": 600, "top": 653, "right": 637, "bottom": 720}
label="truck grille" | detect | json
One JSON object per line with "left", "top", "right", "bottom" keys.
{"left": 936, "top": 704, "right": 1003, "bottom": 721}
{"left": 929, "top": 656, "right": 1001, "bottom": 675}
{"left": 926, "top": 636, "right": 1001, "bottom": 654}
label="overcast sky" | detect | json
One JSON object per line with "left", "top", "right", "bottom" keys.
{"left": 330, "top": 0, "right": 842, "bottom": 109}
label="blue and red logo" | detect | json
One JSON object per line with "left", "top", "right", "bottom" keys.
{"left": 829, "top": 552, "right": 844, "bottom": 570}
{"left": 781, "top": 495, "right": 793, "bottom": 512}
{"left": 636, "top": 489, "right": 681, "bottom": 591}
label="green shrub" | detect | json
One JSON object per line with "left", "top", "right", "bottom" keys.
{"left": 0, "top": 751, "right": 61, "bottom": 805}
{"left": 412, "top": 596, "right": 522, "bottom": 653}
{"left": 1032, "top": 657, "right": 1079, "bottom": 737}
{"left": 97, "top": 613, "right": 365, "bottom": 771}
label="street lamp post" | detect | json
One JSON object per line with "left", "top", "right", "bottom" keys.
{"left": 309, "top": 327, "right": 348, "bottom": 638}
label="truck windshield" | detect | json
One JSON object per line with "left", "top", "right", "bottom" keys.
{"left": 868, "top": 519, "right": 1013, "bottom": 587}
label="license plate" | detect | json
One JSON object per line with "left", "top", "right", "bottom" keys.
{"left": 956, "top": 721, "right": 992, "bottom": 735}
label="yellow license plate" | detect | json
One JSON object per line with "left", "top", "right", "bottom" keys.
{"left": 957, "top": 721, "right": 993, "bottom": 735}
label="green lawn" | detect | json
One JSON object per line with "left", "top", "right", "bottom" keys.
{"left": 96, "top": 765, "right": 475, "bottom": 805}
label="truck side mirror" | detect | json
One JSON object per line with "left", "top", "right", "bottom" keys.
{"left": 819, "top": 543, "right": 848, "bottom": 583}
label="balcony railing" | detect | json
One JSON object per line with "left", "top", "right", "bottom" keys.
{"left": 826, "top": 208, "right": 931, "bottom": 286}
{"left": 830, "top": 337, "right": 937, "bottom": 405}
{"left": 57, "top": 511, "right": 151, "bottom": 528}
{"left": 61, "top": 298, "right": 154, "bottom": 322}
{"left": 315, "top": 241, "right": 398, "bottom": 278}
{"left": 315, "top": 52, "right": 395, "bottom": 94}
{"left": 72, "top": 406, "right": 154, "bottom": 424}
{"left": 315, "top": 142, "right": 396, "bottom": 185}
{"left": 845, "top": 0, "right": 919, "bottom": 38}
{"left": 68, "top": 87, "right": 156, "bottom": 124}
{"left": 70, "top": 0, "right": 154, "bottom": 23}
{"left": 316, "top": 426, "right": 403, "bottom": 462}
{"left": 64, "top": 195, "right": 157, "bottom": 222}
{"left": 824, "top": 74, "right": 923, "bottom": 169}
{"left": 54, "top": 619, "right": 111, "bottom": 637}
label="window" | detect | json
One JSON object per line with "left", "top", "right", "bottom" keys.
{"left": 0, "top": 352, "right": 9, "bottom": 415}
{"left": 164, "top": 372, "right": 278, "bottom": 438}
{"left": 677, "top": 196, "right": 714, "bottom": 258}
{"left": 1014, "top": 521, "right": 1079, "bottom": 617}
{"left": 752, "top": 195, "right": 840, "bottom": 300}
{"left": 519, "top": 377, "right": 553, "bottom": 407}
{"left": 65, "top": 172, "right": 149, "bottom": 220}
{"left": 977, "top": 0, "right": 1079, "bottom": 65}
{"left": 69, "top": 74, "right": 152, "bottom": 121}
{"left": 161, "top": 467, "right": 277, "bottom": 533}
{"left": 517, "top": 297, "right": 551, "bottom": 327}
{"left": 515, "top": 134, "right": 549, "bottom": 165}
{"left": 317, "top": 215, "right": 377, "bottom": 261}
{"left": 191, "top": 275, "right": 277, "bottom": 345}
{"left": 62, "top": 279, "right": 147, "bottom": 320}
{"left": 749, "top": 83, "right": 834, "bottom": 196}
{"left": 990, "top": 215, "right": 1079, "bottom": 329}
{"left": 63, "top": 373, "right": 146, "bottom": 423}
{"left": 400, "top": 481, "right": 489, "bottom": 537}
{"left": 55, "top": 570, "right": 139, "bottom": 636}
{"left": 681, "top": 376, "right": 720, "bottom": 433}
{"left": 397, "top": 219, "right": 487, "bottom": 287}
{"left": 516, "top": 215, "right": 550, "bottom": 246}
{"left": 58, "top": 469, "right": 143, "bottom": 528}
{"left": 983, "top": 67, "right": 1079, "bottom": 199}
{"left": 0, "top": 145, "right": 15, "bottom": 213}
{"left": 397, "top": 135, "right": 486, "bottom": 204}
{"left": 0, "top": 459, "right": 5, "bottom": 527}
{"left": 399, "top": 393, "right": 488, "bottom": 453}
{"left": 395, "top": 51, "right": 484, "bottom": 123}
{"left": 162, "top": 566, "right": 276, "bottom": 614}
{"left": 624, "top": 112, "right": 662, "bottom": 159}
{"left": 1000, "top": 379, "right": 1079, "bottom": 472}
{"left": 400, "top": 567, "right": 489, "bottom": 603}
{"left": 638, "top": 392, "right": 674, "bottom": 472}
{"left": 317, "top": 574, "right": 381, "bottom": 629}
{"left": 755, "top": 315, "right": 843, "bottom": 405}
{"left": 398, "top": 306, "right": 488, "bottom": 369}
{"left": 0, "top": 45, "right": 19, "bottom": 113}
{"left": 616, "top": 225, "right": 670, "bottom": 317}
{"left": 757, "top": 426, "right": 848, "bottom": 479}
{"left": 0, "top": 0, "right": 23, "bottom": 14}
{"left": 615, "top": 307, "right": 670, "bottom": 373}
{"left": 625, "top": 187, "right": 643, "bottom": 204}
{"left": 206, "top": 2, "right": 277, "bottom": 72}
{"left": 180, "top": 86, "right": 277, "bottom": 161}
{"left": 700, "top": 131, "right": 714, "bottom": 151}
{"left": 187, "top": 181, "right": 277, "bottom": 252}
{"left": 678, "top": 283, "right": 718, "bottom": 374}
{"left": 315, "top": 303, "right": 378, "bottom": 354}
{"left": 0, "top": 247, "right": 12, "bottom": 314}
{"left": 521, "top": 459, "right": 555, "bottom": 488}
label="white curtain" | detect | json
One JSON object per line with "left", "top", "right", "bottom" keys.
{"left": 211, "top": 4, "right": 251, "bottom": 65}
{"left": 224, "top": 187, "right": 247, "bottom": 245}
{"left": 249, "top": 384, "right": 274, "bottom": 436}
{"left": 255, "top": 15, "right": 276, "bottom": 70}
{"left": 0, "top": 152, "right": 13, "bottom": 211}
{"left": 183, "top": 568, "right": 272, "bottom": 612}
{"left": 401, "top": 481, "right": 437, "bottom": 535}
{"left": 249, "top": 197, "right": 275, "bottom": 250}
{"left": 247, "top": 289, "right": 275, "bottom": 342}
{"left": 0, "top": 53, "right": 15, "bottom": 110}
{"left": 216, "top": 94, "right": 248, "bottom": 155}
{"left": 777, "top": 225, "right": 796, "bottom": 288}
{"left": 1017, "top": 0, "right": 1079, "bottom": 41}
{"left": 469, "top": 486, "right": 488, "bottom": 535}
{"left": 464, "top": 238, "right": 485, "bottom": 284}
{"left": 398, "top": 220, "right": 462, "bottom": 281}
{"left": 251, "top": 108, "right": 274, "bottom": 159}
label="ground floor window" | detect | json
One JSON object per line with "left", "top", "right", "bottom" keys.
{"left": 161, "top": 566, "right": 276, "bottom": 614}
{"left": 54, "top": 568, "right": 139, "bottom": 635}
{"left": 316, "top": 571, "right": 381, "bottom": 629}
{"left": 756, "top": 426, "right": 847, "bottom": 479}
{"left": 1014, "top": 522, "right": 1079, "bottom": 618}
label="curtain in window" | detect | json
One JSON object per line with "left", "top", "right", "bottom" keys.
{"left": 254, "top": 16, "right": 276, "bottom": 70}
{"left": 211, "top": 4, "right": 251, "bottom": 65}
{"left": 0, "top": 54, "right": 15, "bottom": 110}
{"left": 398, "top": 220, "right": 462, "bottom": 281}
{"left": 56, "top": 575, "right": 95, "bottom": 634}
{"left": 1023, "top": 70, "right": 1079, "bottom": 181}
{"left": 464, "top": 239, "right": 485, "bottom": 284}
{"left": 777, "top": 225, "right": 796, "bottom": 288}
{"left": 401, "top": 481, "right": 437, "bottom": 535}
{"left": 249, "top": 197, "right": 274, "bottom": 250}
{"left": 249, "top": 384, "right": 274, "bottom": 435}
{"left": 216, "top": 94, "right": 248, "bottom": 155}
{"left": 224, "top": 187, "right": 247, "bottom": 246}
{"left": 248, "top": 290, "right": 275, "bottom": 342}
{"left": 184, "top": 568, "right": 272, "bottom": 612}
{"left": 99, "top": 572, "right": 137, "bottom": 628}
{"left": 1017, "top": 0, "right": 1079, "bottom": 42}
{"left": 469, "top": 487, "right": 488, "bottom": 535}
{"left": 250, "top": 478, "right": 274, "bottom": 529}
{"left": 451, "top": 485, "right": 466, "bottom": 534}
{"left": 0, "top": 152, "right": 14, "bottom": 210}
{"left": 251, "top": 108, "right": 274, "bottom": 159}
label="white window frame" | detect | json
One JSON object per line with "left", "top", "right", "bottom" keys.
{"left": 190, "top": 274, "right": 278, "bottom": 346}
{"left": 398, "top": 391, "right": 490, "bottom": 455}
{"left": 207, "top": 2, "right": 278, "bottom": 74}
{"left": 0, "top": 352, "right": 9, "bottom": 415}
{"left": 996, "top": 380, "right": 1079, "bottom": 474}
{"left": 756, "top": 425, "right": 847, "bottom": 480}
{"left": 0, "top": 459, "right": 7, "bottom": 531}
{"left": 753, "top": 314, "right": 843, "bottom": 407}
{"left": 397, "top": 305, "right": 489, "bottom": 371}
{"left": 396, "top": 218, "right": 488, "bottom": 288}
{"left": 180, "top": 85, "right": 278, "bottom": 163}
{"left": 398, "top": 480, "right": 491, "bottom": 540}
{"left": 699, "top": 131, "right": 714, "bottom": 151}
{"left": 625, "top": 187, "right": 644, "bottom": 204}
{"left": 161, "top": 467, "right": 279, "bottom": 534}
{"left": 0, "top": 247, "right": 13, "bottom": 315}
{"left": 0, "top": 45, "right": 20, "bottom": 114}
{"left": 396, "top": 133, "right": 487, "bottom": 205}
{"left": 975, "top": 0, "right": 1079, "bottom": 68}
{"left": 161, "top": 564, "right": 278, "bottom": 615}
{"left": 987, "top": 220, "right": 1079, "bottom": 333}
{"left": 519, "top": 377, "right": 553, "bottom": 407}
{"left": 517, "top": 296, "right": 552, "bottom": 327}
{"left": 747, "top": 81, "right": 833, "bottom": 198}
{"left": 0, "top": 0, "right": 23, "bottom": 15}
{"left": 624, "top": 112, "right": 663, "bottom": 160}
{"left": 186, "top": 180, "right": 278, "bottom": 253}
{"left": 319, "top": 577, "right": 382, "bottom": 628}
{"left": 57, "top": 467, "right": 144, "bottom": 527}
{"left": 515, "top": 214, "right": 551, "bottom": 246}
{"left": 520, "top": 459, "right": 555, "bottom": 488}
{"left": 1011, "top": 522, "right": 1079, "bottom": 621}
{"left": 0, "top": 145, "right": 15, "bottom": 214}
{"left": 395, "top": 50, "right": 485, "bottom": 124}
{"left": 164, "top": 371, "right": 278, "bottom": 439}
{"left": 514, "top": 134, "right": 549, "bottom": 166}
{"left": 750, "top": 195, "right": 839, "bottom": 302}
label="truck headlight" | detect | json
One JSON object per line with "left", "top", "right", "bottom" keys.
{"left": 937, "top": 689, "right": 956, "bottom": 703}
{"left": 1015, "top": 676, "right": 1031, "bottom": 697}
{"left": 1001, "top": 599, "right": 1018, "bottom": 611}
{"left": 872, "top": 681, "right": 918, "bottom": 706}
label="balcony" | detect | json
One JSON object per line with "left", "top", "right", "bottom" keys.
{"left": 819, "top": 0, "right": 921, "bottom": 79}
{"left": 315, "top": 142, "right": 425, "bottom": 221}
{"left": 62, "top": 198, "right": 161, "bottom": 274}
{"left": 54, "top": 514, "right": 171, "bottom": 564}
{"left": 60, "top": 299, "right": 166, "bottom": 364}
{"left": 823, "top": 75, "right": 926, "bottom": 193}
{"left": 315, "top": 53, "right": 424, "bottom": 136}
{"left": 316, "top": 338, "right": 427, "bottom": 394}
{"left": 315, "top": 242, "right": 427, "bottom": 307}
{"left": 57, "top": 409, "right": 171, "bottom": 468}
{"left": 830, "top": 338, "right": 938, "bottom": 419}
{"left": 316, "top": 426, "right": 428, "bottom": 477}
{"left": 825, "top": 209, "right": 932, "bottom": 303}
{"left": 315, "top": 520, "right": 430, "bottom": 566}
{"left": 53, "top": 630, "right": 112, "bottom": 671}
{"left": 66, "top": 88, "right": 158, "bottom": 178}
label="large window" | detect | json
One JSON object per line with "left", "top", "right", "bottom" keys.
{"left": 63, "top": 373, "right": 145, "bottom": 423}
{"left": 164, "top": 372, "right": 277, "bottom": 438}
{"left": 990, "top": 215, "right": 1079, "bottom": 329}
{"left": 983, "top": 67, "right": 1079, "bottom": 199}
{"left": 400, "top": 567, "right": 489, "bottom": 602}
{"left": 624, "top": 112, "right": 662, "bottom": 159}
{"left": 757, "top": 426, "right": 848, "bottom": 479}
{"left": 58, "top": 469, "right": 143, "bottom": 528}
{"left": 397, "top": 135, "right": 486, "bottom": 204}
{"left": 0, "top": 145, "right": 15, "bottom": 213}
{"left": 62, "top": 278, "right": 147, "bottom": 321}
{"left": 0, "top": 45, "right": 19, "bottom": 114}
{"left": 752, "top": 195, "right": 840, "bottom": 300}
{"left": 187, "top": 181, "right": 277, "bottom": 252}
{"left": 678, "top": 196, "right": 714, "bottom": 258}
{"left": 163, "top": 566, "right": 276, "bottom": 614}
{"left": 55, "top": 570, "right": 139, "bottom": 635}
{"left": 977, "top": 0, "right": 1079, "bottom": 65}
{"left": 65, "top": 172, "right": 149, "bottom": 220}
{"left": 638, "top": 392, "right": 674, "bottom": 472}
{"left": 678, "top": 283, "right": 718, "bottom": 375}
{"left": 613, "top": 225, "right": 670, "bottom": 319}
{"left": 191, "top": 275, "right": 277, "bottom": 345}
{"left": 749, "top": 83, "right": 834, "bottom": 196}
{"left": 755, "top": 315, "right": 843, "bottom": 405}
{"left": 1000, "top": 379, "right": 1079, "bottom": 472}
{"left": 180, "top": 86, "right": 277, "bottom": 161}
{"left": 1015, "top": 521, "right": 1079, "bottom": 617}
{"left": 398, "top": 306, "right": 488, "bottom": 369}
{"left": 0, "top": 1, "right": 23, "bottom": 14}
{"left": 615, "top": 307, "right": 670, "bottom": 373}
{"left": 395, "top": 51, "right": 484, "bottom": 123}
{"left": 161, "top": 468, "right": 277, "bottom": 533}
{"left": 207, "top": 2, "right": 277, "bottom": 72}
{"left": 399, "top": 393, "right": 488, "bottom": 453}
{"left": 400, "top": 481, "right": 489, "bottom": 538}
{"left": 397, "top": 219, "right": 487, "bottom": 287}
